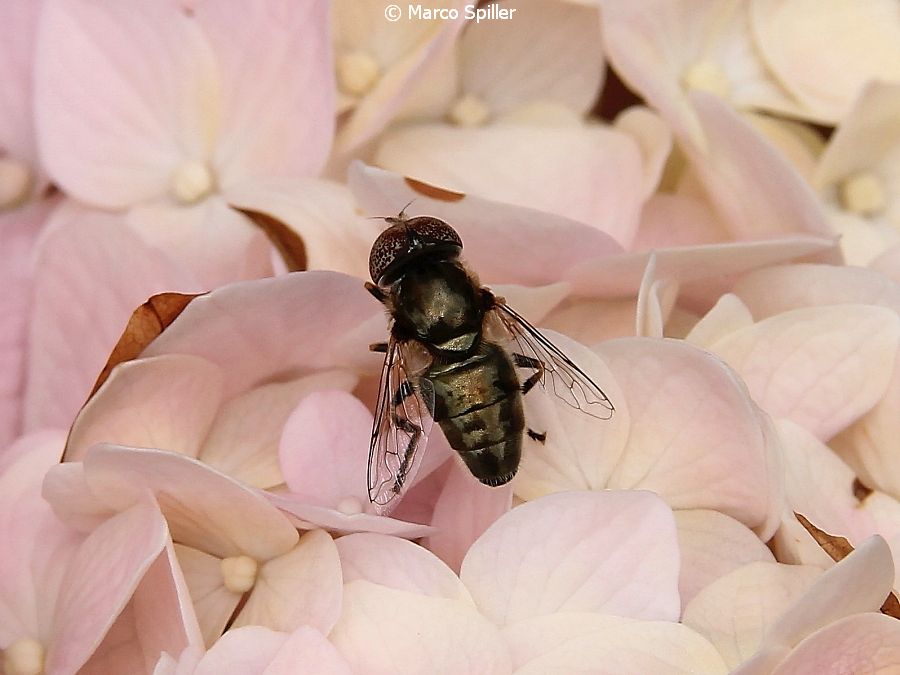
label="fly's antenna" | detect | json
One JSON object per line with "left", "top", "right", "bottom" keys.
{"left": 374, "top": 199, "right": 416, "bottom": 228}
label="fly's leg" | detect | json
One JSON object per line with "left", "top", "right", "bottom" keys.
{"left": 365, "top": 281, "right": 387, "bottom": 303}
{"left": 392, "top": 379, "right": 422, "bottom": 491}
{"left": 513, "top": 353, "right": 544, "bottom": 395}
{"left": 514, "top": 353, "right": 548, "bottom": 443}
{"left": 369, "top": 342, "right": 388, "bottom": 353}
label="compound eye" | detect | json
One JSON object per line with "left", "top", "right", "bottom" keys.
{"left": 406, "top": 217, "right": 463, "bottom": 248}
{"left": 369, "top": 226, "right": 407, "bottom": 283}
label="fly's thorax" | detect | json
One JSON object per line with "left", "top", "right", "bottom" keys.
{"left": 389, "top": 259, "right": 484, "bottom": 347}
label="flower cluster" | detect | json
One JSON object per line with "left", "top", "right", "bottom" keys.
{"left": 2, "top": 0, "right": 900, "bottom": 673}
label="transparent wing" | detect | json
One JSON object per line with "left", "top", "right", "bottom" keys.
{"left": 493, "top": 300, "right": 615, "bottom": 420}
{"left": 367, "top": 339, "right": 436, "bottom": 514}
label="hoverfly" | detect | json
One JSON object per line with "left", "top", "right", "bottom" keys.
{"left": 365, "top": 209, "right": 614, "bottom": 513}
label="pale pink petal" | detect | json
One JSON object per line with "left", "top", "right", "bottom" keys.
{"left": 66, "top": 355, "right": 224, "bottom": 462}
{"left": 46, "top": 499, "right": 168, "bottom": 674}
{"left": 504, "top": 613, "right": 727, "bottom": 675}
{"left": 871, "top": 244, "right": 900, "bottom": 284}
{"left": 330, "top": 580, "right": 510, "bottom": 674}
{"left": 686, "top": 92, "right": 832, "bottom": 239}
{"left": 35, "top": 0, "right": 216, "bottom": 206}
{"left": 125, "top": 197, "right": 274, "bottom": 289}
{"left": 751, "top": 0, "right": 900, "bottom": 123}
{"left": 568, "top": 236, "right": 836, "bottom": 300}
{"left": 0, "top": 200, "right": 53, "bottom": 446}
{"left": 834, "top": 353, "right": 900, "bottom": 498}
{"left": 24, "top": 205, "right": 202, "bottom": 432}
{"left": 813, "top": 81, "right": 900, "bottom": 191}
{"left": 349, "top": 162, "right": 624, "bottom": 286}
{"left": 597, "top": 338, "right": 780, "bottom": 535}
{"left": 192, "top": 626, "right": 286, "bottom": 675}
{"left": 234, "top": 530, "right": 342, "bottom": 635}
{"left": 766, "top": 536, "right": 895, "bottom": 652}
{"left": 201, "top": 371, "right": 357, "bottom": 489}
{"left": 82, "top": 445, "right": 299, "bottom": 561}
{"left": 142, "top": 272, "right": 380, "bottom": 398}
{"left": 333, "top": 1, "right": 464, "bottom": 154}
{"left": 0, "top": 431, "right": 74, "bottom": 645}
{"left": 460, "top": 0, "right": 604, "bottom": 117}
{"left": 708, "top": 305, "right": 900, "bottom": 439}
{"left": 682, "top": 561, "right": 822, "bottom": 670}
{"left": 634, "top": 193, "right": 726, "bottom": 250}
{"left": 374, "top": 124, "right": 646, "bottom": 248}
{"left": 542, "top": 297, "right": 642, "bottom": 345}
{"left": 733, "top": 263, "right": 900, "bottom": 319}
{"left": 41, "top": 462, "right": 116, "bottom": 533}
{"left": 0, "top": 0, "right": 42, "bottom": 173}
{"left": 261, "top": 626, "right": 351, "bottom": 675}
{"left": 770, "top": 613, "right": 900, "bottom": 675}
{"left": 335, "top": 532, "right": 472, "bottom": 603}
{"left": 460, "top": 491, "right": 680, "bottom": 626}
{"left": 613, "top": 106, "right": 674, "bottom": 200}
{"left": 192, "top": 0, "right": 333, "bottom": 185}
{"left": 675, "top": 509, "right": 775, "bottom": 607}
{"left": 685, "top": 293, "right": 754, "bottom": 349}
{"left": 224, "top": 178, "right": 380, "bottom": 278}
{"left": 279, "top": 390, "right": 372, "bottom": 507}
{"left": 174, "top": 545, "right": 240, "bottom": 648}
{"left": 771, "top": 419, "right": 881, "bottom": 567}
{"left": 80, "top": 540, "right": 203, "bottom": 675}
{"left": 512, "top": 333, "right": 628, "bottom": 500}
{"left": 599, "top": 0, "right": 803, "bottom": 147}
{"left": 423, "top": 462, "right": 512, "bottom": 574}
{"left": 636, "top": 253, "right": 678, "bottom": 338}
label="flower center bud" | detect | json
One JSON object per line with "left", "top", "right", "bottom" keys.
{"left": 220, "top": 555, "right": 259, "bottom": 594}
{"left": 839, "top": 171, "right": 886, "bottom": 216}
{"left": 448, "top": 93, "right": 491, "bottom": 127}
{"left": 170, "top": 160, "right": 215, "bottom": 204}
{"left": 0, "top": 157, "right": 34, "bottom": 210}
{"left": 682, "top": 60, "right": 731, "bottom": 99}
{"left": 337, "top": 51, "right": 381, "bottom": 97}
{"left": 336, "top": 496, "right": 364, "bottom": 515}
{"left": 3, "top": 637, "right": 45, "bottom": 675}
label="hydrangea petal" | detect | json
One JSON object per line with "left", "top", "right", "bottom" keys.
{"left": 225, "top": 178, "right": 380, "bottom": 278}
{"left": 682, "top": 561, "right": 822, "bottom": 669}
{"left": 24, "top": 205, "right": 201, "bottom": 433}
{"left": 80, "top": 539, "right": 203, "bottom": 675}
{"left": 202, "top": 371, "right": 357, "bottom": 489}
{"left": 769, "top": 612, "right": 900, "bottom": 674}
{"left": 66, "top": 354, "right": 224, "bottom": 462}
{"left": 81, "top": 445, "right": 299, "bottom": 561}
{"left": 192, "top": 0, "right": 333, "bottom": 185}
{"left": 460, "top": 0, "right": 603, "bottom": 117}
{"left": 423, "top": 462, "right": 512, "bottom": 574}
{"left": 708, "top": 304, "right": 900, "bottom": 439}
{"left": 335, "top": 532, "right": 473, "bottom": 603}
{"left": 597, "top": 338, "right": 779, "bottom": 535}
{"left": 330, "top": 580, "right": 510, "bottom": 674}
{"left": 348, "top": 162, "right": 623, "bottom": 286}
{"left": 142, "top": 271, "right": 379, "bottom": 398}
{"left": 374, "top": 124, "right": 645, "bottom": 248}
{"left": 174, "top": 544, "right": 240, "bottom": 648}
{"left": 504, "top": 613, "right": 728, "bottom": 675}
{"left": 460, "top": 490, "right": 680, "bottom": 626}
{"left": 0, "top": 0, "right": 41, "bottom": 171}
{"left": 751, "top": 0, "right": 900, "bottom": 123}
{"left": 46, "top": 499, "right": 168, "bottom": 674}
{"left": 675, "top": 509, "right": 775, "bottom": 606}
{"left": 685, "top": 294, "right": 755, "bottom": 349}
{"left": 512, "top": 331, "right": 628, "bottom": 500}
{"left": 234, "top": 530, "right": 342, "bottom": 635}
{"left": 35, "top": 0, "right": 216, "bottom": 206}
{"left": 191, "top": 626, "right": 285, "bottom": 675}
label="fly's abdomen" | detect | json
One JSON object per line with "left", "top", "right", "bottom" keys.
{"left": 429, "top": 341, "right": 524, "bottom": 485}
